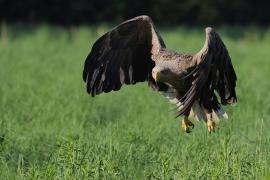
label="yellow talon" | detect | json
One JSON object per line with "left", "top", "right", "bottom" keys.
{"left": 207, "top": 119, "right": 219, "bottom": 133}
{"left": 181, "top": 117, "right": 194, "bottom": 133}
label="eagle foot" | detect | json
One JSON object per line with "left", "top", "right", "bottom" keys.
{"left": 207, "top": 119, "right": 219, "bottom": 133}
{"left": 181, "top": 118, "right": 194, "bottom": 133}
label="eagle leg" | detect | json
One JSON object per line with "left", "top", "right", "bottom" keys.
{"left": 206, "top": 112, "right": 220, "bottom": 133}
{"left": 181, "top": 116, "right": 194, "bottom": 133}
{"left": 207, "top": 119, "right": 215, "bottom": 133}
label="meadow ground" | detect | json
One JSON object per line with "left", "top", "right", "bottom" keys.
{"left": 0, "top": 24, "right": 270, "bottom": 179}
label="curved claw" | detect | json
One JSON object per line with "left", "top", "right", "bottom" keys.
{"left": 181, "top": 118, "right": 194, "bottom": 133}
{"left": 207, "top": 120, "right": 218, "bottom": 133}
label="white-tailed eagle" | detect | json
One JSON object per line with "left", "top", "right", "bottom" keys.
{"left": 83, "top": 15, "right": 237, "bottom": 133}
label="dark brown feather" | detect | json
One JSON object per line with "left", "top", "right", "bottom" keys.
{"left": 177, "top": 27, "right": 237, "bottom": 116}
{"left": 83, "top": 15, "right": 166, "bottom": 96}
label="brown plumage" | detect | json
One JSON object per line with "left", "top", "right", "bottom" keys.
{"left": 83, "top": 15, "right": 237, "bottom": 133}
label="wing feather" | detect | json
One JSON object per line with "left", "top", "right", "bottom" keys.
{"left": 177, "top": 27, "right": 237, "bottom": 116}
{"left": 83, "top": 15, "right": 166, "bottom": 96}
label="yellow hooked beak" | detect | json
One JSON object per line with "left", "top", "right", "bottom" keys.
{"left": 152, "top": 67, "right": 161, "bottom": 81}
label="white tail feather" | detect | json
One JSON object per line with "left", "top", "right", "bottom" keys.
{"left": 190, "top": 101, "right": 228, "bottom": 122}
{"left": 160, "top": 89, "right": 229, "bottom": 121}
{"left": 191, "top": 101, "right": 207, "bottom": 121}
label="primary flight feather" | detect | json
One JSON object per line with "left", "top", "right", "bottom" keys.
{"left": 83, "top": 15, "right": 237, "bottom": 133}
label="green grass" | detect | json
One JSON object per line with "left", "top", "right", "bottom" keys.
{"left": 1, "top": 24, "right": 270, "bottom": 179}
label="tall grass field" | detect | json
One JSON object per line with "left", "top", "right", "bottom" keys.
{"left": 0, "top": 25, "right": 270, "bottom": 179}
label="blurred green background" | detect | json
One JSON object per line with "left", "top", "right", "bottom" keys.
{"left": 0, "top": 0, "right": 269, "bottom": 25}
{"left": 1, "top": 1, "right": 270, "bottom": 179}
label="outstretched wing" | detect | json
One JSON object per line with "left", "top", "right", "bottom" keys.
{"left": 177, "top": 27, "right": 237, "bottom": 116}
{"left": 83, "top": 15, "right": 166, "bottom": 96}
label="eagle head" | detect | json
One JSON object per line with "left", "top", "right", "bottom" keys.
{"left": 152, "top": 66, "right": 176, "bottom": 83}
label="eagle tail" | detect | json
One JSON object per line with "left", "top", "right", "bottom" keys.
{"left": 190, "top": 101, "right": 228, "bottom": 122}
